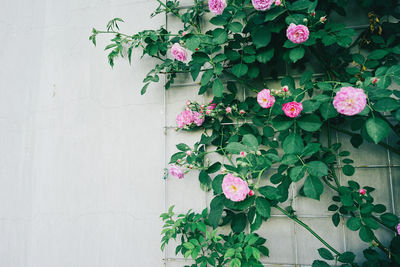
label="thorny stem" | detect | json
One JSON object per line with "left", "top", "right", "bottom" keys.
{"left": 275, "top": 205, "right": 341, "bottom": 256}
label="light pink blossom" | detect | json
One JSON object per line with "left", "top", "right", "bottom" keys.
{"left": 275, "top": 0, "right": 281, "bottom": 6}
{"left": 397, "top": 223, "right": 400, "bottom": 235}
{"left": 176, "top": 110, "right": 194, "bottom": 128}
{"left": 226, "top": 107, "right": 232, "bottom": 113}
{"left": 282, "top": 101, "right": 303, "bottom": 118}
{"left": 222, "top": 174, "right": 250, "bottom": 202}
{"left": 257, "top": 89, "right": 276, "bottom": 108}
{"left": 171, "top": 43, "right": 188, "bottom": 62}
{"left": 169, "top": 165, "right": 184, "bottom": 179}
{"left": 186, "top": 150, "right": 192, "bottom": 156}
{"left": 282, "top": 86, "right": 289, "bottom": 92}
{"left": 286, "top": 23, "right": 310, "bottom": 44}
{"left": 333, "top": 87, "right": 367, "bottom": 116}
{"left": 251, "top": 0, "right": 274, "bottom": 11}
{"left": 206, "top": 110, "right": 212, "bottom": 115}
{"left": 359, "top": 188, "right": 366, "bottom": 195}
{"left": 208, "top": 0, "right": 226, "bottom": 15}
{"left": 192, "top": 111, "right": 205, "bottom": 126}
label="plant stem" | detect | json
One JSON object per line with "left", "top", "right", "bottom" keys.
{"left": 275, "top": 205, "right": 341, "bottom": 256}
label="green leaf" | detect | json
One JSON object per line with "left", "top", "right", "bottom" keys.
{"left": 212, "top": 174, "right": 224, "bottom": 194}
{"left": 312, "top": 260, "right": 330, "bottom": 267}
{"left": 255, "top": 197, "right": 271, "bottom": 218}
{"left": 289, "top": 47, "right": 305, "bottom": 63}
{"left": 306, "top": 161, "right": 328, "bottom": 178}
{"left": 232, "top": 64, "right": 248, "bottom": 77}
{"left": 338, "top": 252, "right": 355, "bottom": 263}
{"left": 298, "top": 114, "right": 322, "bottom": 132}
{"left": 185, "top": 35, "right": 201, "bottom": 51}
{"left": 272, "top": 116, "right": 294, "bottom": 131}
{"left": 224, "top": 248, "right": 235, "bottom": 259}
{"left": 317, "top": 82, "right": 333, "bottom": 91}
{"left": 231, "top": 213, "right": 247, "bottom": 233}
{"left": 342, "top": 165, "right": 355, "bottom": 176}
{"left": 318, "top": 248, "right": 334, "bottom": 260}
{"left": 368, "top": 49, "right": 389, "bottom": 60}
{"left": 226, "top": 142, "right": 249, "bottom": 154}
{"left": 282, "top": 134, "right": 304, "bottom": 155}
{"left": 365, "top": 118, "right": 390, "bottom": 144}
{"left": 256, "top": 48, "right": 274, "bottom": 63}
{"left": 289, "top": 166, "right": 306, "bottom": 182}
{"left": 332, "top": 213, "right": 340, "bottom": 227}
{"left": 212, "top": 78, "right": 224, "bottom": 97}
{"left": 320, "top": 102, "right": 338, "bottom": 120}
{"left": 289, "top": 0, "right": 313, "bottom": 11}
{"left": 346, "top": 217, "right": 361, "bottom": 231}
{"left": 212, "top": 28, "right": 228, "bottom": 44}
{"left": 207, "top": 162, "right": 222, "bottom": 174}
{"left": 259, "top": 186, "right": 281, "bottom": 200}
{"left": 199, "top": 170, "right": 211, "bottom": 191}
{"left": 303, "top": 176, "right": 324, "bottom": 200}
{"left": 302, "top": 143, "right": 321, "bottom": 157}
{"left": 201, "top": 70, "right": 214, "bottom": 86}
{"left": 228, "top": 22, "right": 243, "bottom": 33}
{"left": 252, "top": 26, "right": 271, "bottom": 49}
{"left": 264, "top": 7, "right": 286, "bottom": 21}
{"left": 208, "top": 195, "right": 225, "bottom": 228}
{"left": 359, "top": 225, "right": 374, "bottom": 242}
{"left": 374, "top": 98, "right": 400, "bottom": 112}
{"left": 242, "top": 134, "right": 259, "bottom": 151}
{"left": 380, "top": 213, "right": 399, "bottom": 227}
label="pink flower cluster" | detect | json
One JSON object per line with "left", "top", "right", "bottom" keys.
{"left": 257, "top": 89, "right": 276, "bottom": 108}
{"left": 333, "top": 87, "right": 367, "bottom": 116}
{"left": 208, "top": 0, "right": 226, "bottom": 15}
{"left": 222, "top": 174, "right": 250, "bottom": 202}
{"left": 282, "top": 101, "right": 303, "bottom": 118}
{"left": 169, "top": 165, "right": 184, "bottom": 179}
{"left": 171, "top": 43, "right": 188, "bottom": 62}
{"left": 251, "top": 0, "right": 275, "bottom": 10}
{"left": 286, "top": 23, "right": 310, "bottom": 44}
{"left": 176, "top": 110, "right": 204, "bottom": 128}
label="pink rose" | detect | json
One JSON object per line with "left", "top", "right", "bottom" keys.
{"left": 192, "top": 111, "right": 205, "bottom": 126}
{"left": 222, "top": 174, "right": 250, "bottom": 202}
{"left": 251, "top": 0, "right": 274, "bottom": 10}
{"left": 176, "top": 110, "right": 194, "bottom": 128}
{"left": 359, "top": 188, "right": 366, "bottom": 195}
{"left": 206, "top": 110, "right": 212, "bottom": 115}
{"left": 282, "top": 101, "right": 303, "bottom": 118}
{"left": 397, "top": 223, "right": 400, "bottom": 235}
{"left": 257, "top": 89, "right": 276, "bottom": 108}
{"left": 208, "top": 0, "right": 226, "bottom": 15}
{"left": 169, "top": 165, "right": 184, "bottom": 179}
{"left": 275, "top": 0, "right": 281, "bottom": 5}
{"left": 286, "top": 23, "right": 310, "bottom": 44}
{"left": 282, "top": 86, "right": 289, "bottom": 92}
{"left": 226, "top": 107, "right": 232, "bottom": 113}
{"left": 171, "top": 43, "right": 188, "bottom": 62}
{"left": 333, "top": 87, "right": 367, "bottom": 116}
{"left": 208, "top": 101, "right": 217, "bottom": 110}
{"left": 239, "top": 110, "right": 245, "bottom": 115}
{"left": 249, "top": 190, "right": 254, "bottom": 197}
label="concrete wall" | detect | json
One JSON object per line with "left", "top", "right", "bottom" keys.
{"left": 0, "top": 1, "right": 398, "bottom": 267}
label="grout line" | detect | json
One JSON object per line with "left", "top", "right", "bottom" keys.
{"left": 164, "top": 8, "right": 169, "bottom": 267}
{"left": 386, "top": 138, "right": 396, "bottom": 215}
{"left": 336, "top": 130, "right": 347, "bottom": 252}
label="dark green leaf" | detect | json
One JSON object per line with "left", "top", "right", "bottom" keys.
{"left": 303, "top": 176, "right": 324, "bottom": 200}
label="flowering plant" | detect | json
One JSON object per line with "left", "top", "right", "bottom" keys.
{"left": 91, "top": 0, "right": 400, "bottom": 265}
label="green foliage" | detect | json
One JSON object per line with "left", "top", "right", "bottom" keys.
{"left": 93, "top": 0, "right": 400, "bottom": 265}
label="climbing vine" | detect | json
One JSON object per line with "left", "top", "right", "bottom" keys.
{"left": 91, "top": 0, "right": 400, "bottom": 266}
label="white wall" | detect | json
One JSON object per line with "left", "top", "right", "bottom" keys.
{"left": 0, "top": 1, "right": 399, "bottom": 267}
